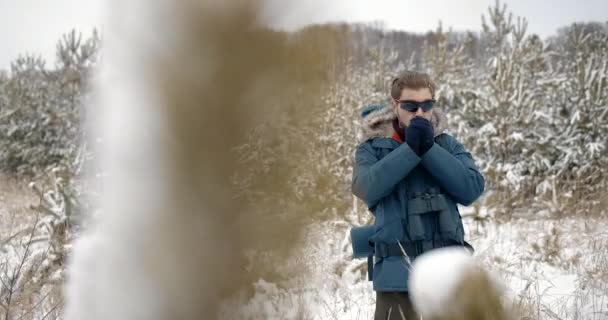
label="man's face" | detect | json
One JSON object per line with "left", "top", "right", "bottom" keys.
{"left": 391, "top": 88, "right": 433, "bottom": 127}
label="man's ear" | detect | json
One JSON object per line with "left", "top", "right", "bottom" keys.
{"left": 391, "top": 99, "right": 398, "bottom": 113}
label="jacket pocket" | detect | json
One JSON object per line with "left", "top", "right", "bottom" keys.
{"left": 373, "top": 256, "right": 410, "bottom": 291}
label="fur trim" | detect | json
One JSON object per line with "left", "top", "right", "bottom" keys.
{"left": 359, "top": 106, "right": 448, "bottom": 142}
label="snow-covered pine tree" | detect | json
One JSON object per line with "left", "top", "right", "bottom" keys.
{"left": 422, "top": 22, "right": 474, "bottom": 109}
{"left": 0, "top": 30, "right": 98, "bottom": 176}
{"left": 440, "top": 1, "right": 570, "bottom": 217}
{"left": 542, "top": 24, "right": 608, "bottom": 215}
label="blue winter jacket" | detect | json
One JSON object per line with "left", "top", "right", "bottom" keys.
{"left": 352, "top": 106, "right": 484, "bottom": 292}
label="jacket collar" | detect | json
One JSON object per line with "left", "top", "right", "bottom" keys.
{"left": 359, "top": 105, "right": 448, "bottom": 143}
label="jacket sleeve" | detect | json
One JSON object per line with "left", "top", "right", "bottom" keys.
{"left": 352, "top": 141, "right": 421, "bottom": 209}
{"left": 419, "top": 135, "right": 485, "bottom": 205}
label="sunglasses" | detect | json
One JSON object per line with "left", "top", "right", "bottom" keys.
{"left": 397, "top": 99, "right": 436, "bottom": 113}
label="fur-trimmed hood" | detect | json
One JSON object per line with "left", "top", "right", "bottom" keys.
{"left": 359, "top": 105, "right": 448, "bottom": 143}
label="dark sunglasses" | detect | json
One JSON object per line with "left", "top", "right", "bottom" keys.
{"left": 397, "top": 99, "right": 436, "bottom": 113}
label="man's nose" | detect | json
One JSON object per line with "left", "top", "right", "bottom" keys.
{"left": 415, "top": 107, "right": 425, "bottom": 116}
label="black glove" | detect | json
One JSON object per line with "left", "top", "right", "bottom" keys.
{"left": 406, "top": 117, "right": 434, "bottom": 156}
{"left": 405, "top": 123, "right": 421, "bottom": 155}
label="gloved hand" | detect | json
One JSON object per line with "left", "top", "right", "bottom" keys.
{"left": 406, "top": 117, "right": 434, "bottom": 156}
{"left": 405, "top": 122, "right": 421, "bottom": 155}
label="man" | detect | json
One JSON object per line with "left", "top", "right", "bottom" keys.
{"left": 352, "top": 71, "right": 484, "bottom": 319}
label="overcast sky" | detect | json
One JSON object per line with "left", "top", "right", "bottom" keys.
{"left": 1, "top": 0, "right": 607, "bottom": 70}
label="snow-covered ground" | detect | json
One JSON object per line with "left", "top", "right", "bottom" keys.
{"left": 221, "top": 207, "right": 608, "bottom": 320}
{"left": 472, "top": 214, "right": 608, "bottom": 320}
{"left": 2, "top": 177, "right": 607, "bottom": 319}
{"left": 220, "top": 219, "right": 377, "bottom": 319}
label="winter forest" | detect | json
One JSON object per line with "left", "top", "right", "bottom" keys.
{"left": 0, "top": 1, "right": 607, "bottom": 319}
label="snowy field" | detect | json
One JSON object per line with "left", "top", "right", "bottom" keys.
{"left": 2, "top": 174, "right": 607, "bottom": 320}
{"left": 221, "top": 206, "right": 608, "bottom": 319}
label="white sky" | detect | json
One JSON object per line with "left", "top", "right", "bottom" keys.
{"left": 0, "top": 0, "right": 606, "bottom": 70}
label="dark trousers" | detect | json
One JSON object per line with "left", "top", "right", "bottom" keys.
{"left": 374, "top": 292, "right": 419, "bottom": 320}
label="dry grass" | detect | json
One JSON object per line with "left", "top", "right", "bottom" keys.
{"left": 466, "top": 212, "right": 608, "bottom": 320}
{"left": 1, "top": 171, "right": 75, "bottom": 320}
{"left": 0, "top": 174, "right": 38, "bottom": 239}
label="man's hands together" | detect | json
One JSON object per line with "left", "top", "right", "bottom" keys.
{"left": 405, "top": 117, "right": 434, "bottom": 156}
